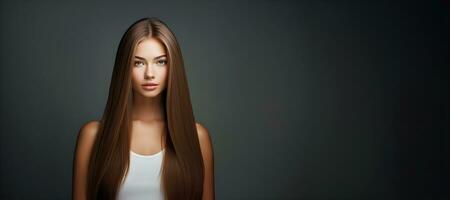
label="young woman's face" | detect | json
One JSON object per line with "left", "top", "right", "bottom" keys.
{"left": 131, "top": 37, "right": 168, "bottom": 98}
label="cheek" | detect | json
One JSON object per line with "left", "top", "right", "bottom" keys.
{"left": 161, "top": 69, "right": 168, "bottom": 83}
{"left": 131, "top": 70, "right": 141, "bottom": 85}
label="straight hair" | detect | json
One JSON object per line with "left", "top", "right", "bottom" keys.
{"left": 86, "top": 17, "right": 204, "bottom": 200}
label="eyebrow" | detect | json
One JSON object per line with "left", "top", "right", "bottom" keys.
{"left": 134, "top": 55, "right": 167, "bottom": 61}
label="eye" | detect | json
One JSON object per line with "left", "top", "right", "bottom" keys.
{"left": 134, "top": 61, "right": 145, "bottom": 67}
{"left": 156, "top": 59, "right": 167, "bottom": 66}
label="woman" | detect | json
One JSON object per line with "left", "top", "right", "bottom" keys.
{"left": 72, "top": 17, "right": 215, "bottom": 200}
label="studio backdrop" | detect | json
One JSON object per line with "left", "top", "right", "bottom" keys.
{"left": 0, "top": 1, "right": 448, "bottom": 199}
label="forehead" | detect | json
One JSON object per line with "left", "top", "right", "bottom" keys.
{"left": 133, "top": 38, "right": 166, "bottom": 58}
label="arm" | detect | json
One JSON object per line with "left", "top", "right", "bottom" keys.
{"left": 72, "top": 121, "right": 100, "bottom": 200}
{"left": 196, "top": 123, "right": 216, "bottom": 200}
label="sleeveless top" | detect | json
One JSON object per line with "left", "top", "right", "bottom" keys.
{"left": 117, "top": 149, "right": 165, "bottom": 200}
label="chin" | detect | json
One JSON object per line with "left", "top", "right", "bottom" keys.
{"left": 138, "top": 89, "right": 162, "bottom": 98}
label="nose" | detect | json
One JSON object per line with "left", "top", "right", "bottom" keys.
{"left": 144, "top": 65, "right": 155, "bottom": 80}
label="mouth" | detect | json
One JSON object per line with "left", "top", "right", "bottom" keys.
{"left": 141, "top": 83, "right": 158, "bottom": 91}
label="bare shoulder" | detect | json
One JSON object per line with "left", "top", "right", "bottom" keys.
{"left": 73, "top": 120, "right": 100, "bottom": 199}
{"left": 78, "top": 120, "right": 100, "bottom": 140}
{"left": 195, "top": 122, "right": 216, "bottom": 199}
{"left": 75, "top": 120, "right": 100, "bottom": 152}
{"left": 195, "top": 122, "right": 212, "bottom": 142}
{"left": 195, "top": 122, "right": 214, "bottom": 155}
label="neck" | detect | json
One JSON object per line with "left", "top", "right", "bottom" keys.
{"left": 131, "top": 91, "right": 165, "bottom": 123}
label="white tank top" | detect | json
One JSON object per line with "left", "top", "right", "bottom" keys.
{"left": 117, "top": 149, "right": 165, "bottom": 200}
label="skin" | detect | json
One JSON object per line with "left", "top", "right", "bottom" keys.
{"left": 73, "top": 37, "right": 215, "bottom": 200}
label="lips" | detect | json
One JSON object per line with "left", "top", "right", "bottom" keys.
{"left": 141, "top": 83, "right": 158, "bottom": 91}
{"left": 142, "top": 83, "right": 158, "bottom": 86}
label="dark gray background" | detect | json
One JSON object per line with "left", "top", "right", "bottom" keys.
{"left": 1, "top": 0, "right": 448, "bottom": 199}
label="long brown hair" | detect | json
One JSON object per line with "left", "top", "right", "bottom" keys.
{"left": 86, "top": 17, "right": 204, "bottom": 200}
